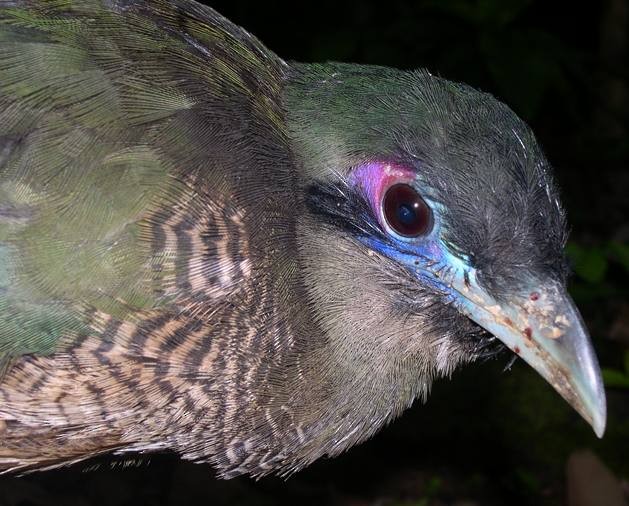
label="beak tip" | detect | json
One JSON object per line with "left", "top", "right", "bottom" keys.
{"left": 450, "top": 272, "right": 608, "bottom": 439}
{"left": 592, "top": 397, "right": 607, "bottom": 439}
{"left": 584, "top": 349, "right": 607, "bottom": 439}
{"left": 593, "top": 419, "right": 606, "bottom": 439}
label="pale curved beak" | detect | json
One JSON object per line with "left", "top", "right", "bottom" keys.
{"left": 451, "top": 271, "right": 606, "bottom": 437}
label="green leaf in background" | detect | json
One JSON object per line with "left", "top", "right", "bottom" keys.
{"left": 424, "top": 475, "right": 443, "bottom": 497}
{"left": 515, "top": 467, "right": 542, "bottom": 495}
{"left": 566, "top": 242, "right": 608, "bottom": 284}
{"left": 602, "top": 368, "right": 629, "bottom": 389}
{"left": 608, "top": 242, "right": 629, "bottom": 274}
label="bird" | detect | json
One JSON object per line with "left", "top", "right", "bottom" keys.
{"left": 0, "top": 0, "right": 606, "bottom": 478}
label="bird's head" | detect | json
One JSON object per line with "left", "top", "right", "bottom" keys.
{"left": 282, "top": 63, "right": 605, "bottom": 444}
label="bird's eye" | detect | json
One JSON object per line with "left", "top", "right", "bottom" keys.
{"left": 382, "top": 184, "right": 432, "bottom": 237}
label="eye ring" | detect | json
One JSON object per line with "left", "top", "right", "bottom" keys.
{"left": 382, "top": 183, "right": 432, "bottom": 238}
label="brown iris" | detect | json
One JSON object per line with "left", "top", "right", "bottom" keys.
{"left": 382, "top": 183, "right": 432, "bottom": 237}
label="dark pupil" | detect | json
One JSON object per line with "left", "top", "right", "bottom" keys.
{"left": 398, "top": 204, "right": 416, "bottom": 226}
{"left": 383, "top": 183, "right": 431, "bottom": 237}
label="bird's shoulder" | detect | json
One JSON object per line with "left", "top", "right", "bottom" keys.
{"left": 0, "top": 0, "right": 290, "bottom": 371}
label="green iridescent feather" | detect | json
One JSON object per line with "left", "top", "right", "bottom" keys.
{"left": 0, "top": 0, "right": 287, "bottom": 371}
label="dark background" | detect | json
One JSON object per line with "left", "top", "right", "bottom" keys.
{"left": 2, "top": 1, "right": 628, "bottom": 505}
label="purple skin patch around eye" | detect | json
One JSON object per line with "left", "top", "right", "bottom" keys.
{"left": 349, "top": 162, "right": 417, "bottom": 227}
